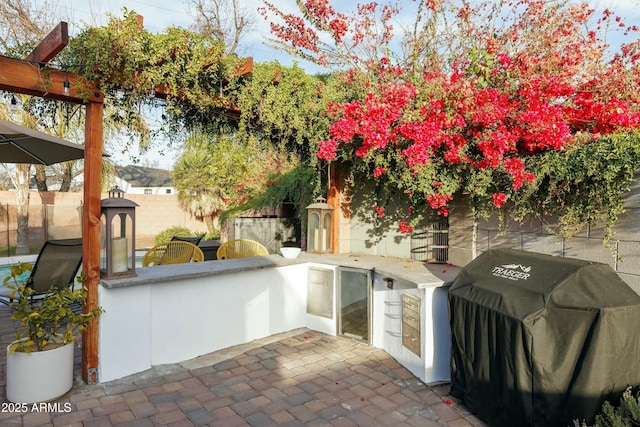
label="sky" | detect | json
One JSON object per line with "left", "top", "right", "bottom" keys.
{"left": 54, "top": 0, "right": 318, "bottom": 70}
{"left": 33, "top": 0, "right": 640, "bottom": 168}
{"left": 53, "top": 0, "right": 640, "bottom": 85}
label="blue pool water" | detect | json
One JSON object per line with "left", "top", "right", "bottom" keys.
{"left": 0, "top": 265, "right": 30, "bottom": 283}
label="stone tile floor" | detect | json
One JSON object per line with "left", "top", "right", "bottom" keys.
{"left": 0, "top": 305, "right": 486, "bottom": 427}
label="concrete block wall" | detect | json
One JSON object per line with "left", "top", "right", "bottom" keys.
{"left": 447, "top": 181, "right": 640, "bottom": 295}
{"left": 127, "top": 194, "right": 208, "bottom": 247}
{"left": 345, "top": 177, "right": 640, "bottom": 294}
{"left": 348, "top": 189, "right": 413, "bottom": 258}
{"left": 0, "top": 191, "right": 207, "bottom": 251}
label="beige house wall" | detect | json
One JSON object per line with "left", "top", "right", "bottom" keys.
{"left": 0, "top": 191, "right": 207, "bottom": 251}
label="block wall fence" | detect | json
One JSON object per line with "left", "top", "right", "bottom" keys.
{"left": 0, "top": 191, "right": 208, "bottom": 253}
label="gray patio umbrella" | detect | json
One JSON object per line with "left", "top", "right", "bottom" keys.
{"left": 0, "top": 118, "right": 84, "bottom": 165}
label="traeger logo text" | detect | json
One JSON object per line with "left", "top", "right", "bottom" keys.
{"left": 492, "top": 264, "right": 531, "bottom": 281}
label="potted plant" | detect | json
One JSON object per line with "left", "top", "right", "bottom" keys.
{"left": 3, "top": 262, "right": 103, "bottom": 403}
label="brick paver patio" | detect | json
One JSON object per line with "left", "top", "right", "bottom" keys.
{"left": 0, "top": 305, "right": 485, "bottom": 426}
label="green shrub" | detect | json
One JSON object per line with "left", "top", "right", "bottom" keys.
{"left": 202, "top": 230, "right": 220, "bottom": 240}
{"left": 153, "top": 226, "right": 204, "bottom": 245}
{"left": 573, "top": 387, "right": 640, "bottom": 427}
{"left": 4, "top": 264, "right": 103, "bottom": 354}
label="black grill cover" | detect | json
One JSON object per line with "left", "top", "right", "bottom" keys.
{"left": 448, "top": 248, "right": 640, "bottom": 427}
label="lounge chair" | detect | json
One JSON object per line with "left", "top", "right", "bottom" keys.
{"left": 141, "top": 241, "right": 204, "bottom": 267}
{"left": 216, "top": 239, "right": 269, "bottom": 259}
{"left": 0, "top": 238, "right": 83, "bottom": 305}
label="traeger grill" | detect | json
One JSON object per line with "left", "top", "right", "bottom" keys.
{"left": 448, "top": 248, "right": 640, "bottom": 427}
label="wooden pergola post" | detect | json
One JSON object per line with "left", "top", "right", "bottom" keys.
{"left": 327, "top": 163, "right": 344, "bottom": 254}
{"left": 0, "top": 23, "right": 104, "bottom": 383}
{"left": 82, "top": 101, "right": 104, "bottom": 383}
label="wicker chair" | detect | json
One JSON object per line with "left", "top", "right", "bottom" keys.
{"left": 142, "top": 241, "right": 204, "bottom": 267}
{"left": 216, "top": 239, "right": 269, "bottom": 260}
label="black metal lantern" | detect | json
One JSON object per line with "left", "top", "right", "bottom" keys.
{"left": 101, "top": 186, "right": 138, "bottom": 278}
{"left": 306, "top": 196, "right": 334, "bottom": 253}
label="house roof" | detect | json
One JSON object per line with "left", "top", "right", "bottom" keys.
{"left": 115, "top": 165, "right": 173, "bottom": 188}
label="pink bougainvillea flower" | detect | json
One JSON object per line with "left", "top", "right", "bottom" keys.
{"left": 399, "top": 221, "right": 414, "bottom": 234}
{"left": 427, "top": 193, "right": 453, "bottom": 209}
{"left": 263, "top": 0, "right": 640, "bottom": 224}
{"left": 437, "top": 207, "right": 450, "bottom": 217}
{"left": 317, "top": 139, "right": 338, "bottom": 160}
{"left": 492, "top": 192, "right": 507, "bottom": 208}
{"left": 373, "top": 166, "right": 386, "bottom": 178}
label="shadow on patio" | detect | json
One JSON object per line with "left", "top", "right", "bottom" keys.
{"left": 0, "top": 304, "right": 484, "bottom": 426}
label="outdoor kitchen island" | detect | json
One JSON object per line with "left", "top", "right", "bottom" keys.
{"left": 98, "top": 253, "right": 460, "bottom": 385}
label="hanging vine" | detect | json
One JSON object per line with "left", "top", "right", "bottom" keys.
{"left": 66, "top": 11, "right": 244, "bottom": 130}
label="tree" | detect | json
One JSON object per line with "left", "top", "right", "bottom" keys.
{"left": 258, "top": 0, "right": 395, "bottom": 70}
{"left": 0, "top": 1, "right": 74, "bottom": 191}
{"left": 0, "top": 1, "right": 62, "bottom": 254}
{"left": 173, "top": 131, "right": 296, "bottom": 232}
{"left": 0, "top": 4, "right": 173, "bottom": 254}
{"left": 260, "top": 0, "right": 640, "bottom": 240}
{"left": 187, "top": 0, "right": 255, "bottom": 55}
{"left": 0, "top": 0, "right": 60, "bottom": 53}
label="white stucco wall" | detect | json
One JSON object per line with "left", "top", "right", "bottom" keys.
{"left": 98, "top": 255, "right": 456, "bottom": 385}
{"left": 98, "top": 263, "right": 308, "bottom": 382}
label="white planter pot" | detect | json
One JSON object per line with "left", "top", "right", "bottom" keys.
{"left": 6, "top": 338, "right": 74, "bottom": 403}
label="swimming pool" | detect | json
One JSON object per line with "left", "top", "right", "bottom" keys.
{"left": 0, "top": 265, "right": 30, "bottom": 283}
{"left": 0, "top": 255, "right": 146, "bottom": 285}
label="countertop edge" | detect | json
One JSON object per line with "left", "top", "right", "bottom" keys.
{"left": 100, "top": 253, "right": 460, "bottom": 289}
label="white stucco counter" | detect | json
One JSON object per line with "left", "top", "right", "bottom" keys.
{"left": 101, "top": 253, "right": 459, "bottom": 289}
{"left": 98, "top": 252, "right": 460, "bottom": 384}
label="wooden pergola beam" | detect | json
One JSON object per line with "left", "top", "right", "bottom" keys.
{"left": 236, "top": 57, "right": 253, "bottom": 77}
{"left": 26, "top": 22, "right": 69, "bottom": 64}
{"left": 81, "top": 101, "right": 104, "bottom": 384}
{"left": 0, "top": 55, "right": 103, "bottom": 103}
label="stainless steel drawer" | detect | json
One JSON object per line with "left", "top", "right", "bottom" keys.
{"left": 402, "top": 293, "right": 421, "bottom": 356}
